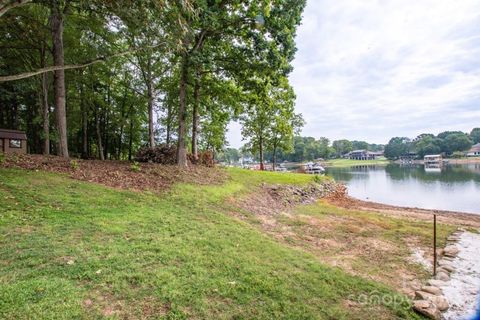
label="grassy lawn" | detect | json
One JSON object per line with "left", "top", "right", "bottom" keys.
{"left": 323, "top": 158, "right": 390, "bottom": 167}
{"left": 0, "top": 167, "right": 422, "bottom": 319}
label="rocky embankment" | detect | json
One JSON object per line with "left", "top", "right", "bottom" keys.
{"left": 413, "top": 230, "right": 480, "bottom": 320}
{"left": 266, "top": 180, "right": 342, "bottom": 206}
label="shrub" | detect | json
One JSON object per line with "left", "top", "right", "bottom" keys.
{"left": 70, "top": 160, "right": 79, "bottom": 170}
{"left": 451, "top": 151, "right": 465, "bottom": 159}
{"left": 130, "top": 161, "right": 141, "bottom": 172}
{"left": 312, "top": 174, "right": 324, "bottom": 184}
{"left": 0, "top": 153, "right": 4, "bottom": 165}
{"left": 135, "top": 145, "right": 177, "bottom": 164}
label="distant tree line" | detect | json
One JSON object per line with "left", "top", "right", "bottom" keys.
{"left": 218, "top": 128, "right": 480, "bottom": 164}
{"left": 217, "top": 136, "right": 385, "bottom": 164}
{"left": 384, "top": 128, "right": 480, "bottom": 160}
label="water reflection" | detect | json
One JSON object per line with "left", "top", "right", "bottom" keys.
{"left": 326, "top": 164, "right": 480, "bottom": 214}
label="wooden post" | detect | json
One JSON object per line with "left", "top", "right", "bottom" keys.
{"left": 433, "top": 214, "right": 437, "bottom": 276}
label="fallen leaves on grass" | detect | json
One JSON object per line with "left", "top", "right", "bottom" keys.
{"left": 1, "top": 154, "right": 227, "bottom": 192}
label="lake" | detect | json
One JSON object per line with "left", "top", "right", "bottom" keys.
{"left": 325, "top": 164, "right": 480, "bottom": 214}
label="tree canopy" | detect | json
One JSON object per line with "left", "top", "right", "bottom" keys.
{"left": 0, "top": 0, "right": 307, "bottom": 167}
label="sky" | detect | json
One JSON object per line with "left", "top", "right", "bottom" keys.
{"left": 226, "top": 0, "right": 480, "bottom": 148}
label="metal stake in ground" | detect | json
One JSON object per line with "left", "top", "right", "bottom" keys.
{"left": 433, "top": 214, "right": 437, "bottom": 276}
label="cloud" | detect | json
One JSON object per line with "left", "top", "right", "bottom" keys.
{"left": 227, "top": 0, "right": 480, "bottom": 147}
{"left": 289, "top": 0, "right": 480, "bottom": 144}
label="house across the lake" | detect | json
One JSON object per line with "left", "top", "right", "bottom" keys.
{"left": 0, "top": 129, "right": 27, "bottom": 154}
{"left": 346, "top": 150, "right": 383, "bottom": 160}
{"left": 467, "top": 143, "right": 480, "bottom": 157}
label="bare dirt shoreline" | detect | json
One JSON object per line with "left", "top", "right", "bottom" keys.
{"left": 326, "top": 194, "right": 480, "bottom": 228}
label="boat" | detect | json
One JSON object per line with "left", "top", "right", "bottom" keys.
{"left": 303, "top": 162, "right": 325, "bottom": 174}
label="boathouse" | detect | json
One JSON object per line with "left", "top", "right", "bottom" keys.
{"left": 424, "top": 154, "right": 442, "bottom": 164}
{"left": 0, "top": 129, "right": 27, "bottom": 155}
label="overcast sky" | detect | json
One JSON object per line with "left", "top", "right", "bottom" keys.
{"left": 226, "top": 0, "right": 480, "bottom": 148}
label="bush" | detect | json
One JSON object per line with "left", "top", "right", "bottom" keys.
{"left": 135, "top": 145, "right": 177, "bottom": 164}
{"left": 136, "top": 145, "right": 215, "bottom": 167}
{"left": 451, "top": 151, "right": 465, "bottom": 159}
{"left": 70, "top": 160, "right": 79, "bottom": 170}
{"left": 130, "top": 161, "right": 141, "bottom": 172}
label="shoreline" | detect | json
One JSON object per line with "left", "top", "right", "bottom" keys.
{"left": 326, "top": 194, "right": 480, "bottom": 228}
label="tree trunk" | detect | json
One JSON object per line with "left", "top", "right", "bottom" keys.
{"left": 192, "top": 71, "right": 200, "bottom": 160}
{"left": 51, "top": 2, "right": 68, "bottom": 157}
{"left": 166, "top": 103, "right": 172, "bottom": 145}
{"left": 147, "top": 81, "right": 155, "bottom": 148}
{"left": 80, "top": 80, "right": 88, "bottom": 159}
{"left": 95, "top": 109, "right": 104, "bottom": 160}
{"left": 259, "top": 136, "right": 264, "bottom": 171}
{"left": 128, "top": 105, "right": 134, "bottom": 161}
{"left": 41, "top": 70, "right": 50, "bottom": 155}
{"left": 272, "top": 145, "right": 277, "bottom": 171}
{"left": 176, "top": 55, "right": 188, "bottom": 167}
{"left": 117, "top": 86, "right": 127, "bottom": 159}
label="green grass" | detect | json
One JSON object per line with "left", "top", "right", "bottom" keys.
{"left": 0, "top": 168, "right": 421, "bottom": 319}
{"left": 324, "top": 158, "right": 390, "bottom": 168}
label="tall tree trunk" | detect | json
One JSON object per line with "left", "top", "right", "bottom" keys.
{"left": 117, "top": 86, "right": 127, "bottom": 159}
{"left": 259, "top": 136, "right": 264, "bottom": 171}
{"left": 166, "top": 103, "right": 172, "bottom": 145}
{"left": 128, "top": 105, "right": 134, "bottom": 161}
{"left": 272, "top": 145, "right": 277, "bottom": 171}
{"left": 41, "top": 71, "right": 50, "bottom": 155}
{"left": 81, "top": 91, "right": 88, "bottom": 159}
{"left": 192, "top": 71, "right": 200, "bottom": 160}
{"left": 51, "top": 2, "right": 68, "bottom": 157}
{"left": 103, "top": 110, "right": 109, "bottom": 159}
{"left": 147, "top": 80, "right": 155, "bottom": 148}
{"left": 177, "top": 55, "right": 188, "bottom": 167}
{"left": 95, "top": 109, "right": 104, "bottom": 160}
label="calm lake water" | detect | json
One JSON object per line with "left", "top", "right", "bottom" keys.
{"left": 326, "top": 164, "right": 480, "bottom": 214}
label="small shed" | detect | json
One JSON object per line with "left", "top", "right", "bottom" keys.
{"left": 0, "top": 129, "right": 27, "bottom": 154}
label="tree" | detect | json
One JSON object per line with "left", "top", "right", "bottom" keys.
{"left": 351, "top": 140, "right": 369, "bottom": 151}
{"left": 470, "top": 128, "right": 480, "bottom": 144}
{"left": 413, "top": 134, "right": 442, "bottom": 158}
{"left": 384, "top": 137, "right": 411, "bottom": 160}
{"left": 442, "top": 132, "right": 472, "bottom": 155}
{"left": 332, "top": 139, "right": 353, "bottom": 157}
{"left": 50, "top": 0, "right": 69, "bottom": 157}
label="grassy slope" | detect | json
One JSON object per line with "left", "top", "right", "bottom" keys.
{"left": 323, "top": 158, "right": 390, "bottom": 167}
{"left": 0, "top": 168, "right": 421, "bottom": 319}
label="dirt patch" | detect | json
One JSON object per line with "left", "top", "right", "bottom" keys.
{"left": 233, "top": 183, "right": 432, "bottom": 297}
{"left": 1, "top": 154, "right": 226, "bottom": 192}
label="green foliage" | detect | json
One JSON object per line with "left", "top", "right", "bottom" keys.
{"left": 130, "top": 161, "right": 141, "bottom": 172}
{"left": 471, "top": 128, "right": 480, "bottom": 144}
{"left": 384, "top": 137, "right": 411, "bottom": 160}
{"left": 312, "top": 174, "right": 324, "bottom": 184}
{"left": 69, "top": 159, "right": 79, "bottom": 170}
{"left": 413, "top": 134, "right": 442, "bottom": 158}
{"left": 443, "top": 132, "right": 472, "bottom": 154}
{"left": 0, "top": 0, "right": 307, "bottom": 163}
{"left": 451, "top": 151, "right": 466, "bottom": 159}
{"left": 332, "top": 139, "right": 353, "bottom": 157}
{"left": 0, "top": 153, "right": 4, "bottom": 165}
